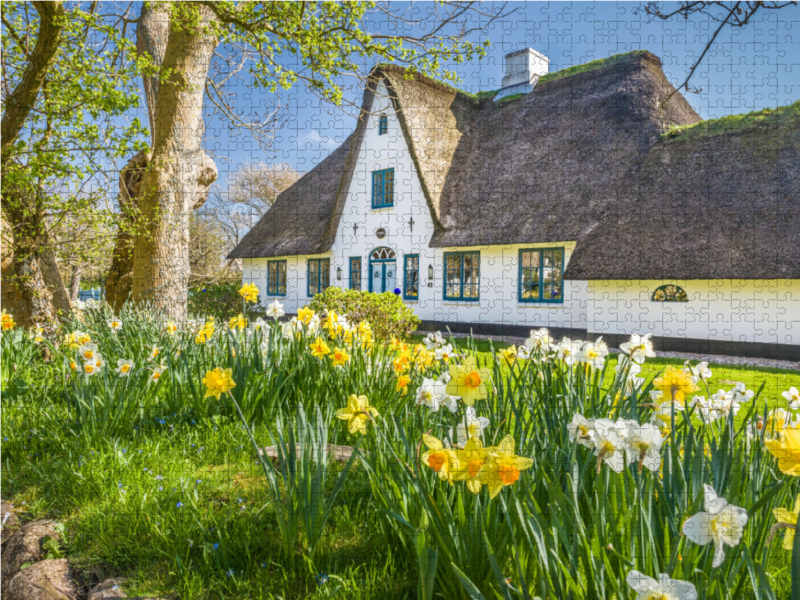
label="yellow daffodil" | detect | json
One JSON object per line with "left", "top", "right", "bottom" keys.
{"left": 396, "top": 374, "right": 411, "bottom": 394}
{"left": 202, "top": 367, "right": 236, "bottom": 400}
{"left": 229, "top": 314, "right": 247, "bottom": 331}
{"left": 309, "top": 337, "right": 331, "bottom": 358}
{"left": 195, "top": 319, "right": 215, "bottom": 344}
{"left": 765, "top": 428, "right": 800, "bottom": 475}
{"left": 69, "top": 360, "right": 77, "bottom": 371}
{"left": 239, "top": 283, "right": 259, "bottom": 303}
{"left": 1, "top": 310, "right": 15, "bottom": 330}
{"left": 421, "top": 434, "right": 458, "bottom": 481}
{"left": 412, "top": 344, "right": 434, "bottom": 369}
{"left": 335, "top": 394, "right": 379, "bottom": 435}
{"left": 773, "top": 495, "right": 800, "bottom": 550}
{"left": 450, "top": 437, "right": 490, "bottom": 494}
{"left": 389, "top": 337, "right": 405, "bottom": 352}
{"left": 297, "top": 306, "right": 315, "bottom": 324}
{"left": 393, "top": 352, "right": 411, "bottom": 374}
{"left": 446, "top": 356, "right": 491, "bottom": 406}
{"left": 477, "top": 435, "right": 533, "bottom": 499}
{"left": 330, "top": 347, "right": 350, "bottom": 366}
{"left": 652, "top": 366, "right": 699, "bottom": 406}
{"left": 63, "top": 331, "right": 90, "bottom": 350}
{"left": 165, "top": 321, "right": 178, "bottom": 335}
{"left": 498, "top": 346, "right": 518, "bottom": 367}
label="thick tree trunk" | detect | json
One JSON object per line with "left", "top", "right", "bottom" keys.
{"left": 39, "top": 247, "right": 71, "bottom": 316}
{"left": 68, "top": 264, "right": 82, "bottom": 302}
{"left": 130, "top": 4, "right": 218, "bottom": 320}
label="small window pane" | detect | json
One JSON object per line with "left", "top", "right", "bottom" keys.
{"left": 404, "top": 255, "right": 419, "bottom": 299}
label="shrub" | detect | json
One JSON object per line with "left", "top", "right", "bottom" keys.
{"left": 188, "top": 279, "right": 264, "bottom": 321}
{"left": 308, "top": 287, "right": 419, "bottom": 341}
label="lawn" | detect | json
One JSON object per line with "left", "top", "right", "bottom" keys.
{"left": 3, "top": 306, "right": 800, "bottom": 600}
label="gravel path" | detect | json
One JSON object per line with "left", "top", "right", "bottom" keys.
{"left": 443, "top": 332, "right": 800, "bottom": 372}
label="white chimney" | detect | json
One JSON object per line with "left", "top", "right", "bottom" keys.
{"left": 501, "top": 48, "right": 549, "bottom": 88}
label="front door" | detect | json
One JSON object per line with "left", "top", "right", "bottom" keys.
{"left": 369, "top": 247, "right": 397, "bottom": 293}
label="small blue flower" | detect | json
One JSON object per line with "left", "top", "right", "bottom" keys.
{"left": 213, "top": 543, "right": 219, "bottom": 550}
{"left": 195, "top": 479, "right": 201, "bottom": 484}
{"left": 176, "top": 501, "right": 183, "bottom": 508}
{"left": 122, "top": 448, "right": 127, "bottom": 454}
{"left": 158, "top": 486, "right": 163, "bottom": 491}
{"left": 118, "top": 482, "right": 123, "bottom": 488}
{"left": 315, "top": 573, "right": 329, "bottom": 585}
{"left": 261, "top": 563, "right": 266, "bottom": 568}
{"left": 156, "top": 475, "right": 163, "bottom": 480}
{"left": 226, "top": 569, "right": 234, "bottom": 578}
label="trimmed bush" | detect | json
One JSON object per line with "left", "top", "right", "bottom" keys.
{"left": 188, "top": 280, "right": 263, "bottom": 321}
{"left": 308, "top": 287, "right": 419, "bottom": 341}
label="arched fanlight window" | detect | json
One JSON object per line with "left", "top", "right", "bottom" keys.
{"left": 652, "top": 284, "right": 688, "bottom": 302}
{"left": 370, "top": 247, "right": 395, "bottom": 260}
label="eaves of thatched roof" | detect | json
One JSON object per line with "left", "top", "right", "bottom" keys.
{"left": 228, "top": 51, "right": 799, "bottom": 280}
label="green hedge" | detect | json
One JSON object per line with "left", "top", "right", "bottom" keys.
{"left": 308, "top": 287, "right": 419, "bottom": 341}
{"left": 188, "top": 280, "right": 263, "bottom": 321}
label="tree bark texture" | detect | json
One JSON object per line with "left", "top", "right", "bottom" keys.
{"left": 131, "top": 3, "right": 218, "bottom": 320}
{"left": 68, "top": 264, "right": 82, "bottom": 302}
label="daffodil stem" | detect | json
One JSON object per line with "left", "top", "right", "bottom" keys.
{"left": 227, "top": 390, "right": 272, "bottom": 481}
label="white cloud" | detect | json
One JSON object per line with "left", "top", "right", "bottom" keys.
{"left": 301, "top": 130, "right": 336, "bottom": 149}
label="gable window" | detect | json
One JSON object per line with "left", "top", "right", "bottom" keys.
{"left": 349, "top": 257, "right": 362, "bottom": 290}
{"left": 371, "top": 168, "right": 394, "bottom": 208}
{"left": 444, "top": 251, "right": 480, "bottom": 301}
{"left": 378, "top": 114, "right": 388, "bottom": 135}
{"left": 403, "top": 254, "right": 419, "bottom": 300}
{"left": 652, "top": 284, "right": 688, "bottom": 302}
{"left": 307, "top": 258, "right": 330, "bottom": 297}
{"left": 267, "top": 260, "right": 287, "bottom": 296}
{"left": 519, "top": 248, "right": 564, "bottom": 303}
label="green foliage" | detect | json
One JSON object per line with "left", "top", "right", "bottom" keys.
{"left": 496, "top": 93, "right": 523, "bottom": 104}
{"left": 538, "top": 49, "right": 651, "bottom": 84}
{"left": 308, "top": 287, "right": 420, "bottom": 341}
{"left": 188, "top": 280, "right": 259, "bottom": 322}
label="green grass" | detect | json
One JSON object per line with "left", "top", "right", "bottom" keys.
{"left": 538, "top": 49, "right": 651, "bottom": 84}
{"left": 663, "top": 99, "right": 800, "bottom": 142}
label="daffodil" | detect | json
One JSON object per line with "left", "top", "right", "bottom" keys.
{"left": 150, "top": 365, "right": 167, "bottom": 382}
{"left": 524, "top": 328, "right": 553, "bottom": 354}
{"left": 335, "top": 394, "right": 379, "bottom": 435}
{"left": 309, "top": 337, "right": 331, "bottom": 358}
{"left": 555, "top": 338, "right": 582, "bottom": 366}
{"left": 63, "top": 331, "right": 90, "bottom": 350}
{"left": 686, "top": 360, "right": 712, "bottom": 384}
{"left": 652, "top": 366, "right": 698, "bottom": 405}
{"left": 567, "top": 413, "right": 595, "bottom": 448}
{"left": 446, "top": 356, "right": 491, "bottom": 406}
{"left": 434, "top": 344, "right": 456, "bottom": 362}
{"left": 450, "top": 406, "right": 490, "bottom": 445}
{"left": 626, "top": 571, "right": 697, "bottom": 600}
{"left": 115, "top": 359, "right": 135, "bottom": 377}
{"left": 265, "top": 300, "right": 285, "bottom": 319}
{"left": 107, "top": 319, "right": 123, "bottom": 332}
{"left": 195, "top": 320, "right": 214, "bottom": 344}
{"left": 783, "top": 387, "right": 800, "bottom": 411}
{"left": 297, "top": 306, "right": 315, "bottom": 324}
{"left": 421, "top": 434, "right": 458, "bottom": 481}
{"left": 82, "top": 357, "right": 103, "bottom": 376}
{"left": 498, "top": 346, "right": 518, "bottom": 367}
{"left": 202, "top": 367, "right": 236, "bottom": 400}
{"left": 577, "top": 338, "right": 608, "bottom": 370}
{"left": 393, "top": 352, "right": 411, "bottom": 374}
{"left": 329, "top": 347, "right": 350, "bottom": 367}
{"left": 765, "top": 428, "right": 800, "bottom": 475}
{"left": 682, "top": 484, "right": 747, "bottom": 567}
{"left": 477, "top": 435, "right": 533, "bottom": 499}
{"left": 78, "top": 343, "right": 100, "bottom": 362}
{"left": 592, "top": 418, "right": 627, "bottom": 473}
{"left": 416, "top": 376, "right": 455, "bottom": 413}
{"left": 624, "top": 422, "right": 663, "bottom": 474}
{"left": 423, "top": 331, "right": 445, "bottom": 350}
{"left": 229, "top": 314, "right": 247, "bottom": 331}
{"left": 396, "top": 374, "right": 411, "bottom": 394}
{"left": 773, "top": 495, "right": 800, "bottom": 550}
{"left": 450, "top": 437, "right": 489, "bottom": 493}
{"left": 619, "top": 334, "right": 656, "bottom": 364}
{"left": 764, "top": 408, "right": 793, "bottom": 436}
{"left": 1, "top": 310, "right": 15, "bottom": 330}
{"left": 165, "top": 321, "right": 178, "bottom": 335}
{"left": 239, "top": 282, "right": 259, "bottom": 303}
{"left": 411, "top": 344, "right": 433, "bottom": 369}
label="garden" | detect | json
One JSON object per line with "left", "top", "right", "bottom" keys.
{"left": 2, "top": 288, "right": 800, "bottom": 600}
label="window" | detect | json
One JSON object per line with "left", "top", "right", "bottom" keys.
{"left": 404, "top": 254, "right": 419, "bottom": 299}
{"left": 444, "top": 252, "right": 480, "bottom": 301}
{"left": 307, "top": 258, "right": 330, "bottom": 297}
{"left": 378, "top": 114, "right": 388, "bottom": 135}
{"left": 267, "top": 260, "right": 287, "bottom": 296}
{"left": 519, "top": 248, "right": 564, "bottom": 303}
{"left": 349, "top": 257, "right": 362, "bottom": 291}
{"left": 652, "top": 284, "right": 688, "bottom": 302}
{"left": 371, "top": 168, "right": 394, "bottom": 208}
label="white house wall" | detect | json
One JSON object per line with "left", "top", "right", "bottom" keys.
{"left": 587, "top": 279, "right": 800, "bottom": 347}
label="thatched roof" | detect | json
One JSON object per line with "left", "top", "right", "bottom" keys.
{"left": 229, "top": 51, "right": 799, "bottom": 279}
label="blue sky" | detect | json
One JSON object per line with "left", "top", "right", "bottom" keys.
{"left": 182, "top": 2, "right": 800, "bottom": 186}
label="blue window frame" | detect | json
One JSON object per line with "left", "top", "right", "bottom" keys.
{"left": 443, "top": 252, "right": 480, "bottom": 301}
{"left": 403, "top": 254, "right": 419, "bottom": 300}
{"left": 267, "top": 260, "right": 287, "bottom": 296}
{"left": 518, "top": 248, "right": 564, "bottom": 303}
{"left": 307, "top": 258, "right": 330, "bottom": 297}
{"left": 349, "top": 257, "right": 362, "bottom": 290}
{"left": 371, "top": 168, "right": 394, "bottom": 208}
{"left": 378, "top": 114, "right": 388, "bottom": 135}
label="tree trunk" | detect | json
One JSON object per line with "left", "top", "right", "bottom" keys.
{"left": 130, "top": 4, "right": 218, "bottom": 320}
{"left": 39, "top": 247, "right": 71, "bottom": 316}
{"left": 68, "top": 264, "right": 82, "bottom": 302}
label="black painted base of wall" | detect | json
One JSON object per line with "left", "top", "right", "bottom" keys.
{"left": 415, "top": 320, "right": 800, "bottom": 363}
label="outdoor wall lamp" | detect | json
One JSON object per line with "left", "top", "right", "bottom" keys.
{"left": 427, "top": 264, "right": 434, "bottom": 287}
{"left": 336, "top": 266, "right": 342, "bottom": 281}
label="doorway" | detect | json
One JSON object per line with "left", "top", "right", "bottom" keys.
{"left": 368, "top": 247, "right": 396, "bottom": 293}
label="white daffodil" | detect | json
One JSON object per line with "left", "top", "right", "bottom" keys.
{"left": 692, "top": 396, "right": 718, "bottom": 422}
{"left": 305, "top": 314, "right": 321, "bottom": 336}
{"left": 423, "top": 331, "right": 446, "bottom": 350}
{"left": 107, "top": 319, "right": 123, "bottom": 332}
{"left": 567, "top": 413, "right": 595, "bottom": 448}
{"left": 524, "top": 328, "right": 553, "bottom": 354}
{"left": 577, "top": 338, "right": 608, "bottom": 370}
{"left": 72, "top": 299, "right": 86, "bottom": 311}
{"left": 592, "top": 418, "right": 627, "bottom": 473}
{"left": 450, "top": 406, "right": 490, "bottom": 445}
{"left": 619, "top": 334, "right": 656, "bottom": 364}
{"left": 783, "top": 387, "right": 800, "bottom": 411}
{"left": 555, "top": 338, "right": 582, "bottom": 366}
{"left": 434, "top": 343, "right": 456, "bottom": 362}
{"left": 148, "top": 345, "right": 161, "bottom": 361}
{"left": 150, "top": 365, "right": 168, "bottom": 382}
{"left": 686, "top": 360, "right": 712, "bottom": 384}
{"left": 82, "top": 357, "right": 103, "bottom": 376}
{"left": 731, "top": 383, "right": 754, "bottom": 404}
{"left": 624, "top": 422, "right": 664, "bottom": 473}
{"left": 251, "top": 317, "right": 267, "bottom": 332}
{"left": 416, "top": 377, "right": 455, "bottom": 413}
{"left": 115, "top": 359, "right": 135, "bottom": 377}
{"left": 626, "top": 571, "right": 697, "bottom": 600}
{"left": 78, "top": 343, "right": 100, "bottom": 362}
{"left": 516, "top": 345, "right": 532, "bottom": 360}
{"left": 683, "top": 484, "right": 748, "bottom": 567}
{"left": 616, "top": 360, "right": 642, "bottom": 381}
{"left": 651, "top": 401, "right": 684, "bottom": 428}
{"left": 265, "top": 300, "right": 285, "bottom": 319}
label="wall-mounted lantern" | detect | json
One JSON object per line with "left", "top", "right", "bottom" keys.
{"left": 427, "top": 264, "right": 434, "bottom": 287}
{"left": 336, "top": 266, "right": 342, "bottom": 281}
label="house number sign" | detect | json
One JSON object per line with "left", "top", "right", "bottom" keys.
{"left": 375, "top": 228, "right": 386, "bottom": 239}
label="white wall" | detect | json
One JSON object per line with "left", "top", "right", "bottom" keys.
{"left": 587, "top": 279, "right": 800, "bottom": 346}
